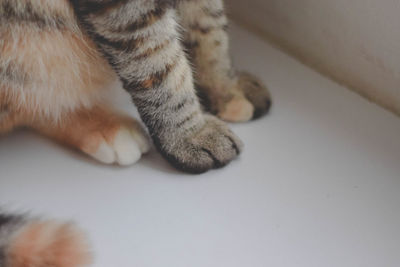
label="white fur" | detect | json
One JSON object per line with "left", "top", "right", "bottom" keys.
{"left": 92, "top": 142, "right": 116, "bottom": 165}
{"left": 112, "top": 127, "right": 142, "bottom": 165}
{"left": 89, "top": 126, "right": 150, "bottom": 166}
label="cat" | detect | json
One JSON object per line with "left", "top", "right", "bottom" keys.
{"left": 1, "top": 1, "right": 271, "bottom": 265}
{"left": 0, "top": 0, "right": 271, "bottom": 174}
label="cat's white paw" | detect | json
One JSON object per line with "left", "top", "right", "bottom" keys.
{"left": 84, "top": 126, "right": 150, "bottom": 166}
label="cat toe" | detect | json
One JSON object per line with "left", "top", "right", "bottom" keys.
{"left": 238, "top": 72, "right": 272, "bottom": 120}
{"left": 90, "top": 140, "right": 116, "bottom": 164}
{"left": 112, "top": 127, "right": 143, "bottom": 166}
{"left": 218, "top": 95, "right": 254, "bottom": 122}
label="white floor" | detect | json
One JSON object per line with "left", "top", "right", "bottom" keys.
{"left": 1, "top": 24, "right": 400, "bottom": 267}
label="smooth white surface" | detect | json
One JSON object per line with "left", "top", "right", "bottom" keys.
{"left": 1, "top": 25, "right": 400, "bottom": 267}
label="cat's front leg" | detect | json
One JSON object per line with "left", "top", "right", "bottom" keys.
{"left": 72, "top": 0, "right": 242, "bottom": 173}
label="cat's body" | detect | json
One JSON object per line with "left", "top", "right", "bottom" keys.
{"left": 1, "top": 0, "right": 270, "bottom": 173}
{"left": 1, "top": 1, "right": 270, "bottom": 265}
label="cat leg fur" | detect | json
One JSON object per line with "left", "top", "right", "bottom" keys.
{"left": 178, "top": 0, "right": 271, "bottom": 122}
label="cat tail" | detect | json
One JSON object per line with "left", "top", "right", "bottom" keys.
{"left": 0, "top": 212, "right": 91, "bottom": 267}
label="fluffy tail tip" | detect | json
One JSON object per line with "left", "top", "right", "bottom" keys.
{"left": 6, "top": 220, "right": 92, "bottom": 267}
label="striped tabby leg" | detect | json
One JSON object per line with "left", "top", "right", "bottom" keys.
{"left": 0, "top": 212, "right": 90, "bottom": 267}
{"left": 72, "top": 0, "right": 242, "bottom": 173}
{"left": 178, "top": 0, "right": 271, "bottom": 122}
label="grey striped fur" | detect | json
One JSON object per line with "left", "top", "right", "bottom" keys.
{"left": 71, "top": 0, "right": 243, "bottom": 173}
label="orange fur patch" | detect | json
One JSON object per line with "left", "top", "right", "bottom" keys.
{"left": 7, "top": 221, "right": 91, "bottom": 267}
{"left": 0, "top": 4, "right": 115, "bottom": 124}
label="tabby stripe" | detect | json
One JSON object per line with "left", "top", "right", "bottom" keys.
{"left": 92, "top": 32, "right": 145, "bottom": 52}
{"left": 203, "top": 8, "right": 225, "bottom": 19}
{"left": 0, "top": 1, "right": 66, "bottom": 29}
{"left": 121, "top": 78, "right": 141, "bottom": 93}
{"left": 78, "top": 0, "right": 129, "bottom": 15}
{"left": 189, "top": 23, "right": 228, "bottom": 34}
{"left": 135, "top": 55, "right": 180, "bottom": 90}
{"left": 133, "top": 97, "right": 165, "bottom": 110}
{"left": 155, "top": 0, "right": 177, "bottom": 9}
{"left": 172, "top": 97, "right": 195, "bottom": 112}
{"left": 182, "top": 40, "right": 200, "bottom": 50}
{"left": 132, "top": 91, "right": 173, "bottom": 110}
{"left": 132, "top": 37, "right": 173, "bottom": 61}
{"left": 175, "top": 110, "right": 199, "bottom": 128}
{"left": 116, "top": 7, "right": 168, "bottom": 33}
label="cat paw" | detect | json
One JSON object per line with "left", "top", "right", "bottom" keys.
{"left": 81, "top": 124, "right": 150, "bottom": 166}
{"left": 201, "top": 72, "right": 271, "bottom": 122}
{"left": 216, "top": 94, "right": 255, "bottom": 122}
{"left": 158, "top": 115, "right": 243, "bottom": 174}
{"left": 237, "top": 72, "right": 271, "bottom": 120}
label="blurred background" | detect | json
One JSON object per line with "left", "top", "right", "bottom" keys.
{"left": 229, "top": 0, "right": 400, "bottom": 116}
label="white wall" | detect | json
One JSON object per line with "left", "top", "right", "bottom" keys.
{"left": 228, "top": 0, "right": 400, "bottom": 116}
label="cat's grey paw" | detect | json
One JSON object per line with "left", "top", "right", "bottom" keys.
{"left": 237, "top": 72, "right": 271, "bottom": 120}
{"left": 157, "top": 115, "right": 243, "bottom": 174}
{"left": 198, "top": 72, "right": 271, "bottom": 122}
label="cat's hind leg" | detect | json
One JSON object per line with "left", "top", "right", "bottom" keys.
{"left": 31, "top": 106, "right": 150, "bottom": 166}
{"left": 178, "top": 0, "right": 271, "bottom": 122}
{"left": 1, "top": 84, "right": 150, "bottom": 167}
{"left": 0, "top": 0, "right": 149, "bottom": 166}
